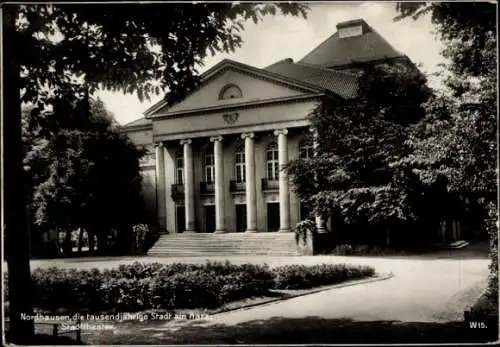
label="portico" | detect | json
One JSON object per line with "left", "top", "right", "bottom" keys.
{"left": 154, "top": 125, "right": 301, "bottom": 234}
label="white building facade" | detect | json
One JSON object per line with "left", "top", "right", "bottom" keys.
{"left": 123, "top": 19, "right": 409, "bottom": 237}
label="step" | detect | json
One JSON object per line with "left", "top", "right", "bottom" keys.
{"left": 148, "top": 232, "right": 299, "bottom": 256}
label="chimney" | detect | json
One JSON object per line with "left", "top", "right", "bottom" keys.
{"left": 336, "top": 19, "right": 367, "bottom": 39}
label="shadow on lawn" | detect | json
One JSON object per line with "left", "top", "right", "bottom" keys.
{"left": 83, "top": 316, "right": 499, "bottom": 345}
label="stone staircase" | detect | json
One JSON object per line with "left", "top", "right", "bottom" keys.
{"left": 147, "top": 232, "right": 300, "bottom": 257}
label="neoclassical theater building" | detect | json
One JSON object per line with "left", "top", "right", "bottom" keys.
{"left": 122, "top": 19, "right": 414, "bottom": 253}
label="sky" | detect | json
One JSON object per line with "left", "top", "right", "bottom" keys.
{"left": 97, "top": 2, "right": 445, "bottom": 125}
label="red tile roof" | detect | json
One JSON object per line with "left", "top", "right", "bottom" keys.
{"left": 299, "top": 19, "right": 403, "bottom": 68}
{"left": 264, "top": 59, "right": 358, "bottom": 99}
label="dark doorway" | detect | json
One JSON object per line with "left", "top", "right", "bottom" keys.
{"left": 235, "top": 204, "right": 247, "bottom": 232}
{"left": 176, "top": 205, "right": 185, "bottom": 233}
{"left": 204, "top": 205, "right": 216, "bottom": 233}
{"left": 267, "top": 202, "right": 280, "bottom": 232}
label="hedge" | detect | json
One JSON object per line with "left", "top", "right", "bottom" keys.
{"left": 4, "top": 261, "right": 375, "bottom": 312}
{"left": 271, "top": 264, "right": 375, "bottom": 289}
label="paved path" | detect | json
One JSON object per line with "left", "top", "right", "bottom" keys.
{"left": 154, "top": 256, "right": 488, "bottom": 329}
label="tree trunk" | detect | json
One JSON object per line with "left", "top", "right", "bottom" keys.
{"left": 63, "top": 229, "right": 72, "bottom": 256}
{"left": 97, "top": 232, "right": 106, "bottom": 255}
{"left": 78, "top": 228, "right": 84, "bottom": 254}
{"left": 3, "top": 5, "right": 35, "bottom": 342}
{"left": 88, "top": 228, "right": 96, "bottom": 254}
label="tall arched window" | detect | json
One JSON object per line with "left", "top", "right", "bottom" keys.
{"left": 219, "top": 84, "right": 243, "bottom": 100}
{"left": 266, "top": 142, "right": 279, "bottom": 180}
{"left": 235, "top": 145, "right": 246, "bottom": 182}
{"left": 299, "top": 140, "right": 314, "bottom": 159}
{"left": 175, "top": 152, "right": 184, "bottom": 184}
{"left": 204, "top": 150, "right": 215, "bottom": 183}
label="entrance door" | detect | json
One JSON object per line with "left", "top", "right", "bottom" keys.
{"left": 235, "top": 204, "right": 247, "bottom": 232}
{"left": 267, "top": 202, "right": 280, "bottom": 232}
{"left": 204, "top": 205, "right": 216, "bottom": 233}
{"left": 176, "top": 206, "right": 185, "bottom": 233}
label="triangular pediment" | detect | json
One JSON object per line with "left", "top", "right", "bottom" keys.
{"left": 146, "top": 60, "right": 324, "bottom": 117}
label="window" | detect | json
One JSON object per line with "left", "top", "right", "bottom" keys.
{"left": 219, "top": 84, "right": 243, "bottom": 100}
{"left": 175, "top": 155, "right": 184, "bottom": 184}
{"left": 204, "top": 151, "right": 215, "bottom": 183}
{"left": 299, "top": 140, "right": 314, "bottom": 159}
{"left": 235, "top": 148, "right": 246, "bottom": 182}
{"left": 266, "top": 144, "right": 279, "bottom": 180}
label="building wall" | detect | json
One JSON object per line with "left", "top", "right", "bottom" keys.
{"left": 153, "top": 100, "right": 317, "bottom": 141}
{"left": 126, "top": 128, "right": 153, "bottom": 145}
{"left": 140, "top": 166, "right": 157, "bottom": 222}
{"left": 123, "top": 85, "right": 319, "bottom": 233}
{"left": 159, "top": 131, "right": 307, "bottom": 233}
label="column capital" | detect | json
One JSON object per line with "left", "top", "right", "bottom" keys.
{"left": 180, "top": 139, "right": 192, "bottom": 146}
{"left": 154, "top": 142, "right": 164, "bottom": 148}
{"left": 241, "top": 132, "right": 255, "bottom": 139}
{"left": 274, "top": 128, "right": 288, "bottom": 136}
{"left": 210, "top": 135, "right": 223, "bottom": 143}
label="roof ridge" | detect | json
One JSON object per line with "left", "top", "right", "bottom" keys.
{"left": 290, "top": 61, "right": 359, "bottom": 78}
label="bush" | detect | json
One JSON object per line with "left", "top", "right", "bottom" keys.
{"left": 331, "top": 244, "right": 403, "bottom": 256}
{"left": 332, "top": 244, "right": 354, "bottom": 255}
{"left": 271, "top": 263, "right": 375, "bottom": 289}
{"left": 295, "top": 219, "right": 316, "bottom": 244}
{"left": 132, "top": 224, "right": 151, "bottom": 253}
{"left": 14, "top": 261, "right": 375, "bottom": 313}
{"left": 28, "top": 261, "right": 274, "bottom": 313}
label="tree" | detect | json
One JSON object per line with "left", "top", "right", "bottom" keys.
{"left": 23, "top": 97, "right": 146, "bottom": 257}
{"left": 394, "top": 2, "right": 497, "bottom": 297}
{"left": 3, "top": 3, "right": 308, "bottom": 342}
{"left": 287, "top": 60, "right": 432, "bottom": 247}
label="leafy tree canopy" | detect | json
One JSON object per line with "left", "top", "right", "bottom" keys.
{"left": 394, "top": 2, "right": 496, "bottom": 201}
{"left": 395, "top": 2, "right": 497, "bottom": 297}
{"left": 23, "top": 97, "right": 147, "bottom": 255}
{"left": 14, "top": 3, "right": 308, "bottom": 113}
{"left": 287, "top": 61, "right": 432, "bottom": 225}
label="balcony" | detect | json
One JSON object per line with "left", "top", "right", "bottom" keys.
{"left": 261, "top": 178, "right": 279, "bottom": 191}
{"left": 171, "top": 184, "right": 184, "bottom": 199}
{"left": 230, "top": 180, "right": 246, "bottom": 193}
{"left": 200, "top": 182, "right": 215, "bottom": 195}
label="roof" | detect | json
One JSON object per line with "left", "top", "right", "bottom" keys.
{"left": 263, "top": 59, "right": 358, "bottom": 99}
{"left": 144, "top": 58, "right": 335, "bottom": 117}
{"left": 121, "top": 117, "right": 152, "bottom": 128}
{"left": 299, "top": 19, "right": 404, "bottom": 68}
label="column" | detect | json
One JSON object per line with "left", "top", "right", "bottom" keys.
{"left": 274, "top": 129, "right": 291, "bottom": 232}
{"left": 181, "top": 139, "right": 196, "bottom": 232}
{"left": 311, "top": 128, "right": 327, "bottom": 233}
{"left": 210, "top": 136, "right": 226, "bottom": 233}
{"left": 241, "top": 132, "right": 257, "bottom": 232}
{"left": 155, "top": 142, "right": 167, "bottom": 233}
